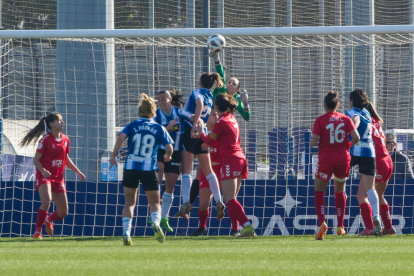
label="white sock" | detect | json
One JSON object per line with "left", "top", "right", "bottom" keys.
{"left": 243, "top": 221, "right": 251, "bottom": 227}
{"left": 367, "top": 189, "right": 380, "bottom": 218}
{"left": 181, "top": 174, "right": 192, "bottom": 203}
{"left": 151, "top": 212, "right": 161, "bottom": 226}
{"left": 206, "top": 173, "right": 222, "bottom": 203}
{"left": 161, "top": 193, "right": 174, "bottom": 219}
{"left": 122, "top": 217, "right": 132, "bottom": 236}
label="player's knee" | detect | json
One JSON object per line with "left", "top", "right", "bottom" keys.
{"left": 58, "top": 210, "right": 68, "bottom": 219}
{"left": 356, "top": 192, "right": 366, "bottom": 203}
{"left": 40, "top": 198, "right": 52, "bottom": 209}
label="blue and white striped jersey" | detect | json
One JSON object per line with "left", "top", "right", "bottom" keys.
{"left": 121, "top": 118, "right": 173, "bottom": 171}
{"left": 154, "top": 107, "right": 192, "bottom": 151}
{"left": 183, "top": 88, "right": 213, "bottom": 129}
{"left": 345, "top": 108, "right": 375, "bottom": 157}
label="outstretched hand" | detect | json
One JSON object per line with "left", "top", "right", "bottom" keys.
{"left": 240, "top": 89, "right": 249, "bottom": 105}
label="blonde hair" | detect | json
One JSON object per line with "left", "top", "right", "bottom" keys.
{"left": 139, "top": 93, "right": 157, "bottom": 118}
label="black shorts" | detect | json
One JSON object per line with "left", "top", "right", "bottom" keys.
{"left": 122, "top": 169, "right": 159, "bottom": 191}
{"left": 350, "top": 156, "right": 376, "bottom": 176}
{"left": 157, "top": 149, "right": 182, "bottom": 174}
{"left": 181, "top": 128, "right": 208, "bottom": 155}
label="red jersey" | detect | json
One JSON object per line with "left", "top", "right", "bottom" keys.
{"left": 371, "top": 117, "right": 389, "bottom": 158}
{"left": 36, "top": 133, "right": 70, "bottom": 183}
{"left": 312, "top": 111, "right": 355, "bottom": 162}
{"left": 201, "top": 112, "right": 245, "bottom": 159}
{"left": 206, "top": 135, "right": 221, "bottom": 163}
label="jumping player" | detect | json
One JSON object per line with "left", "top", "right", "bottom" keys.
{"left": 109, "top": 94, "right": 174, "bottom": 245}
{"left": 311, "top": 91, "right": 360, "bottom": 240}
{"left": 20, "top": 113, "right": 86, "bottom": 240}
{"left": 175, "top": 73, "right": 225, "bottom": 220}
{"left": 199, "top": 94, "right": 255, "bottom": 237}
{"left": 346, "top": 89, "right": 382, "bottom": 236}
{"left": 366, "top": 102, "right": 396, "bottom": 235}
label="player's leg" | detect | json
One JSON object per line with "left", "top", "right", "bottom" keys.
{"left": 34, "top": 183, "right": 52, "bottom": 239}
{"left": 175, "top": 150, "right": 194, "bottom": 217}
{"left": 314, "top": 177, "right": 329, "bottom": 240}
{"left": 160, "top": 172, "right": 179, "bottom": 233}
{"left": 157, "top": 162, "right": 165, "bottom": 186}
{"left": 189, "top": 167, "right": 201, "bottom": 205}
{"left": 198, "top": 153, "right": 223, "bottom": 214}
{"left": 222, "top": 176, "right": 254, "bottom": 237}
{"left": 333, "top": 178, "right": 346, "bottom": 236}
{"left": 122, "top": 186, "right": 137, "bottom": 245}
{"left": 356, "top": 176, "right": 375, "bottom": 235}
{"left": 45, "top": 187, "right": 69, "bottom": 236}
{"left": 191, "top": 186, "right": 212, "bottom": 236}
{"left": 376, "top": 180, "right": 394, "bottom": 235}
{"left": 143, "top": 171, "right": 164, "bottom": 243}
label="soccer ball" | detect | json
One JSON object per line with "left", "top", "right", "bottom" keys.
{"left": 207, "top": 34, "right": 226, "bottom": 52}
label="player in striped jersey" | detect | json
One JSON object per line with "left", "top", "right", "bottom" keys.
{"left": 345, "top": 89, "right": 382, "bottom": 236}
{"left": 175, "top": 73, "right": 225, "bottom": 220}
{"left": 311, "top": 92, "right": 359, "bottom": 240}
{"left": 154, "top": 89, "right": 200, "bottom": 232}
{"left": 366, "top": 102, "right": 396, "bottom": 235}
{"left": 109, "top": 94, "right": 174, "bottom": 245}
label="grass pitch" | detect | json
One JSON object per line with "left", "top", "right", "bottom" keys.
{"left": 0, "top": 234, "right": 413, "bottom": 275}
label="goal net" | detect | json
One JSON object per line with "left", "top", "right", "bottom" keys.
{"left": 1, "top": 3, "right": 414, "bottom": 236}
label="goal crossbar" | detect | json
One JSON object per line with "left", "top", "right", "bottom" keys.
{"left": 2, "top": 25, "right": 414, "bottom": 39}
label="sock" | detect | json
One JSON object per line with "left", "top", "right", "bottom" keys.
{"left": 335, "top": 192, "right": 346, "bottom": 228}
{"left": 161, "top": 192, "right": 174, "bottom": 219}
{"left": 206, "top": 173, "right": 221, "bottom": 203}
{"left": 35, "top": 208, "right": 48, "bottom": 233}
{"left": 367, "top": 189, "right": 380, "bottom": 218}
{"left": 380, "top": 204, "right": 392, "bottom": 229}
{"left": 230, "top": 216, "right": 239, "bottom": 231}
{"left": 151, "top": 212, "right": 161, "bottom": 226}
{"left": 46, "top": 210, "right": 63, "bottom": 223}
{"left": 181, "top": 174, "right": 192, "bottom": 203}
{"left": 227, "top": 199, "right": 249, "bottom": 226}
{"left": 360, "top": 203, "right": 374, "bottom": 229}
{"left": 314, "top": 191, "right": 325, "bottom": 227}
{"left": 122, "top": 217, "right": 132, "bottom": 236}
{"left": 189, "top": 179, "right": 200, "bottom": 205}
{"left": 198, "top": 209, "right": 209, "bottom": 228}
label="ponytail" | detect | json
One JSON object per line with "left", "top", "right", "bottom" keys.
{"left": 214, "top": 94, "right": 238, "bottom": 113}
{"left": 20, "top": 112, "right": 61, "bottom": 147}
{"left": 324, "top": 91, "right": 339, "bottom": 111}
{"left": 139, "top": 93, "right": 157, "bottom": 118}
{"left": 200, "top": 72, "right": 224, "bottom": 89}
{"left": 366, "top": 101, "right": 384, "bottom": 123}
{"left": 158, "top": 88, "right": 185, "bottom": 108}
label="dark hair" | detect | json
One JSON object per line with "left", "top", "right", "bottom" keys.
{"left": 214, "top": 94, "right": 237, "bottom": 113}
{"left": 349, "top": 89, "right": 369, "bottom": 109}
{"left": 324, "top": 91, "right": 339, "bottom": 110}
{"left": 200, "top": 72, "right": 224, "bottom": 90}
{"left": 158, "top": 88, "right": 184, "bottom": 108}
{"left": 20, "top": 112, "right": 61, "bottom": 147}
{"left": 139, "top": 93, "right": 157, "bottom": 118}
{"left": 366, "top": 102, "right": 384, "bottom": 123}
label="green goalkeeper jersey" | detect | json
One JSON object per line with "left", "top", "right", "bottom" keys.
{"left": 212, "top": 64, "right": 251, "bottom": 121}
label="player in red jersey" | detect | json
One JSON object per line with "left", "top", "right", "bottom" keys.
{"left": 20, "top": 113, "right": 86, "bottom": 240}
{"left": 198, "top": 94, "right": 255, "bottom": 237}
{"left": 366, "top": 102, "right": 396, "bottom": 235}
{"left": 190, "top": 112, "right": 222, "bottom": 236}
{"left": 310, "top": 91, "right": 360, "bottom": 240}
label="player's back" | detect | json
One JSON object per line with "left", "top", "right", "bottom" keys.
{"left": 345, "top": 107, "right": 375, "bottom": 157}
{"left": 184, "top": 88, "right": 213, "bottom": 127}
{"left": 313, "top": 111, "right": 353, "bottom": 162}
{"left": 371, "top": 117, "right": 389, "bottom": 158}
{"left": 122, "top": 118, "right": 170, "bottom": 171}
{"left": 214, "top": 112, "right": 245, "bottom": 159}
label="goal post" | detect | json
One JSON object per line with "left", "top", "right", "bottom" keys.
{"left": 1, "top": 25, "right": 414, "bottom": 236}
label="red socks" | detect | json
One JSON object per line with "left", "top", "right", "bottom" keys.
{"left": 360, "top": 203, "right": 374, "bottom": 229}
{"left": 314, "top": 191, "right": 325, "bottom": 227}
{"left": 335, "top": 192, "right": 346, "bottom": 228}
{"left": 35, "top": 209, "right": 48, "bottom": 233}
{"left": 227, "top": 199, "right": 249, "bottom": 226}
{"left": 380, "top": 204, "right": 392, "bottom": 229}
{"left": 230, "top": 217, "right": 239, "bottom": 231}
{"left": 47, "top": 210, "right": 63, "bottom": 223}
{"left": 198, "top": 209, "right": 209, "bottom": 228}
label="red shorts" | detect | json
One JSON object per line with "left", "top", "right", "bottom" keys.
{"left": 35, "top": 173, "right": 66, "bottom": 193}
{"left": 199, "top": 164, "right": 222, "bottom": 190}
{"left": 375, "top": 155, "right": 393, "bottom": 182}
{"left": 220, "top": 156, "right": 248, "bottom": 180}
{"left": 315, "top": 159, "right": 350, "bottom": 182}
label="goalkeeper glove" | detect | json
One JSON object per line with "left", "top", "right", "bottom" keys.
{"left": 240, "top": 89, "right": 249, "bottom": 110}
{"left": 209, "top": 50, "right": 220, "bottom": 64}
